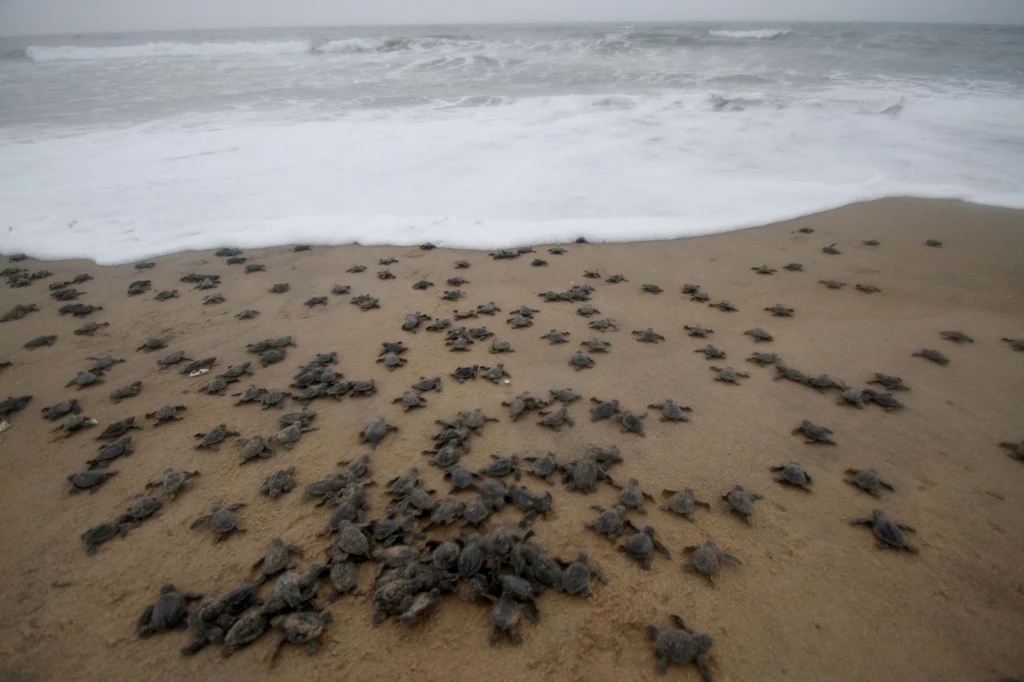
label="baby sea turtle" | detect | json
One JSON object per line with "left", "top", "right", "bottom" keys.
{"left": 477, "top": 302, "right": 501, "bottom": 315}
{"left": 480, "top": 363, "right": 510, "bottom": 383}
{"left": 783, "top": 262, "right": 803, "bottom": 271}
{"left": 576, "top": 305, "right": 601, "bottom": 318}
{"left": 412, "top": 376, "right": 442, "bottom": 393}
{"left": 618, "top": 521, "right": 671, "bottom": 569}
{"left": 647, "top": 399, "right": 692, "bottom": 422}
{"left": 96, "top": 416, "right": 142, "bottom": 440}
{"left": 569, "top": 351, "right": 595, "bottom": 370}
{"left": 191, "top": 503, "right": 247, "bottom": 541}
{"left": 203, "top": 293, "right": 224, "bottom": 305}
{"left": 488, "top": 594, "right": 535, "bottom": 646}
{"left": 221, "top": 613, "right": 267, "bottom": 657}
{"left": 632, "top": 328, "right": 665, "bottom": 343}
{"left": 451, "top": 364, "right": 479, "bottom": 382}
{"left": 926, "top": 239, "right": 942, "bottom": 247}
{"left": 561, "top": 552, "right": 607, "bottom": 596}
{"left": 615, "top": 477, "right": 654, "bottom": 513}
{"left": 194, "top": 424, "right": 240, "bottom": 449}
{"left": 747, "top": 352, "right": 781, "bottom": 366}
{"left": 855, "top": 284, "right": 881, "bottom": 294}
{"left": 269, "top": 611, "right": 332, "bottom": 662}
{"left": 61, "top": 303, "right": 104, "bottom": 316}
{"left": 42, "top": 398, "right": 81, "bottom": 421}
{"left": 235, "top": 309, "right": 259, "bottom": 320}
{"left": 442, "top": 289, "right": 463, "bottom": 301}
{"left": 506, "top": 314, "right": 533, "bottom": 328}
{"left": 940, "top": 330, "right": 973, "bottom": 343}
{"left": 861, "top": 239, "right": 880, "bottom": 246}
{"left": 851, "top": 509, "right": 918, "bottom": 552}
{"left": 52, "top": 413, "right": 98, "bottom": 438}
{"left": 402, "top": 312, "right": 432, "bottom": 332}
{"left": 999, "top": 441, "right": 1023, "bottom": 462}
{"left": 67, "top": 469, "right": 118, "bottom": 494}
{"left": 74, "top": 321, "right": 110, "bottom": 336}
{"left": 694, "top": 344, "right": 725, "bottom": 359}
{"left": 579, "top": 338, "right": 612, "bottom": 353}
{"left": 605, "top": 274, "right": 628, "bottom": 283}
{"left": 844, "top": 468, "right": 895, "bottom": 497}
{"left": 837, "top": 387, "right": 868, "bottom": 408}
{"left": 589, "top": 398, "right": 621, "bottom": 422}
{"left": 154, "top": 290, "right": 179, "bottom": 301}
{"left": 585, "top": 504, "right": 628, "bottom": 541}
{"left": 24, "top": 335, "right": 57, "bottom": 348}
{"left": 641, "top": 284, "right": 663, "bottom": 294}
{"left": 792, "top": 420, "right": 835, "bottom": 444}
{"left": 722, "top": 484, "right": 763, "bottom": 523}
{"left": 660, "top": 488, "right": 711, "bottom": 522}
{"left": 751, "top": 265, "right": 776, "bottom": 275}
{"left": 613, "top": 411, "right": 647, "bottom": 436}
{"left": 708, "top": 300, "right": 737, "bottom": 312}
{"left": 583, "top": 269, "right": 601, "bottom": 279}
{"left": 146, "top": 467, "right": 200, "bottom": 499}
{"left": 863, "top": 389, "right": 903, "bottom": 411}
{"left": 547, "top": 388, "right": 580, "bottom": 404}
{"left": 271, "top": 423, "right": 317, "bottom": 449}
{"left": 393, "top": 391, "right": 427, "bottom": 411}
{"left": 684, "top": 324, "right": 713, "bottom": 338}
{"left": 541, "top": 329, "right": 570, "bottom": 344}
{"left": 116, "top": 492, "right": 164, "bottom": 526}
{"left": 868, "top": 373, "right": 909, "bottom": 391}
{"left": 683, "top": 541, "right": 742, "bottom": 585}
{"left": 537, "top": 405, "right": 573, "bottom": 431}
{"left": 912, "top": 348, "right": 949, "bottom": 366}
{"left": 680, "top": 283, "right": 700, "bottom": 294}
{"left": 820, "top": 278, "right": 846, "bottom": 289}
{"left": 1001, "top": 337, "right": 1024, "bottom": 351}
{"left": 87, "top": 436, "right": 134, "bottom": 468}
{"left": 66, "top": 371, "right": 103, "bottom": 389}
{"left": 305, "top": 296, "right": 328, "bottom": 307}
{"left": 261, "top": 467, "right": 297, "bottom": 498}
{"left": 646, "top": 614, "right": 714, "bottom": 679}
{"left": 110, "top": 381, "right": 142, "bottom": 403}
{"left": 235, "top": 435, "right": 275, "bottom": 464}
{"left": 377, "top": 269, "right": 395, "bottom": 280}
{"left": 137, "top": 584, "right": 204, "bottom": 638}
{"left": 710, "top": 366, "right": 748, "bottom": 384}
{"left": 587, "top": 318, "right": 618, "bottom": 332}
{"left": 376, "top": 352, "right": 407, "bottom": 371}
{"left": 523, "top": 452, "right": 559, "bottom": 484}
{"left": 770, "top": 462, "right": 812, "bottom": 491}
{"left": 764, "top": 303, "right": 794, "bottom": 317}
{"left": 822, "top": 243, "right": 841, "bottom": 255}
{"left": 744, "top": 327, "right": 773, "bottom": 342}
{"left": 156, "top": 350, "right": 190, "bottom": 369}
{"left": 360, "top": 417, "right": 398, "bottom": 448}
{"left": 453, "top": 259, "right": 471, "bottom": 269}
{"left": 88, "top": 354, "right": 124, "bottom": 372}
{"left": 1, "top": 302, "right": 39, "bottom": 322}
{"left": 81, "top": 521, "right": 128, "bottom": 556}
{"left": 691, "top": 294, "right": 709, "bottom": 305}
{"left": 489, "top": 338, "right": 514, "bottom": 354}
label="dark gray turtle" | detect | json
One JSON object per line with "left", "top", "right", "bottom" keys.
{"left": 709, "top": 365, "right": 748, "bottom": 384}
{"left": 480, "top": 453, "right": 521, "bottom": 480}
{"left": 412, "top": 376, "right": 442, "bottom": 393}
{"left": 305, "top": 296, "right": 328, "bottom": 307}
{"left": 721, "top": 484, "right": 763, "bottom": 523}
{"left": 74, "top": 321, "right": 110, "bottom": 336}
{"left": 549, "top": 388, "right": 581, "bottom": 403}
{"left": 855, "top": 283, "right": 881, "bottom": 294}
{"left": 24, "top": 335, "right": 57, "bottom": 348}
{"left": 460, "top": 408, "right": 500, "bottom": 434}
{"left": 844, "top": 468, "right": 894, "bottom": 497}
{"left": 837, "top": 387, "right": 868, "bottom": 408}
{"left": 72, "top": 273, "right": 93, "bottom": 283}
{"left": 541, "top": 329, "right": 570, "bottom": 344}
{"left": 647, "top": 614, "right": 712, "bottom": 675}
{"left": 587, "top": 318, "right": 618, "bottom": 333}
{"left": 617, "top": 521, "right": 671, "bottom": 569}
{"left": 708, "top": 299, "right": 737, "bottom": 312}
{"left": 343, "top": 264, "right": 366, "bottom": 274}
{"left": 560, "top": 453, "right": 606, "bottom": 494}
{"left": 67, "top": 469, "right": 118, "bottom": 493}
{"left": 561, "top": 552, "right": 607, "bottom": 596}
{"left": 868, "top": 373, "right": 909, "bottom": 391}
{"left": 377, "top": 269, "right": 395, "bottom": 280}
{"left": 351, "top": 295, "right": 380, "bottom": 310}
{"left": 694, "top": 344, "right": 725, "bottom": 359}
{"left": 154, "top": 290, "right": 179, "bottom": 301}
{"left": 462, "top": 494, "right": 492, "bottom": 527}
{"left": 42, "top": 398, "right": 81, "bottom": 421}
{"left": 393, "top": 391, "right": 427, "bottom": 411}
{"left": 547, "top": 247, "right": 566, "bottom": 255}
{"left": 329, "top": 284, "right": 351, "bottom": 296}
{"left": 489, "top": 338, "right": 514, "bottom": 354}
{"left": 0, "top": 394, "right": 32, "bottom": 418}
{"left": 677, "top": 284, "right": 700, "bottom": 295}
{"left": 792, "top": 420, "right": 835, "bottom": 444}
{"left": 87, "top": 436, "right": 134, "bottom": 468}
{"left": 410, "top": 279, "right": 434, "bottom": 291}
{"left": 569, "top": 351, "right": 595, "bottom": 370}
{"left": 442, "top": 289, "right": 464, "bottom": 301}
{"left": 380, "top": 341, "right": 408, "bottom": 356}
{"left": 447, "top": 336, "right": 473, "bottom": 352}
{"left": 751, "top": 265, "right": 776, "bottom": 275}
{"left": 480, "top": 363, "right": 510, "bottom": 383}
{"left": 576, "top": 304, "right": 601, "bottom": 317}
{"left": 585, "top": 504, "right": 628, "bottom": 541}
{"left": 378, "top": 256, "right": 397, "bottom": 265}
{"left": 181, "top": 357, "right": 217, "bottom": 375}
{"left": 506, "top": 314, "right": 533, "bottom": 328}
{"left": 613, "top": 411, "right": 646, "bottom": 436}
{"left": 925, "top": 239, "right": 942, "bottom": 247}
{"left": 488, "top": 594, "right": 535, "bottom": 646}
{"left": 261, "top": 467, "right": 297, "bottom": 498}
{"left": 109, "top": 381, "right": 142, "bottom": 403}
{"left": 145, "top": 404, "right": 187, "bottom": 425}
{"left": 683, "top": 324, "right": 713, "bottom": 338}
{"left": 501, "top": 392, "right": 548, "bottom": 420}
{"left": 116, "top": 493, "right": 164, "bottom": 526}
{"left": 194, "top": 277, "right": 218, "bottom": 291}
{"left": 804, "top": 374, "right": 845, "bottom": 391}
{"left": 744, "top": 327, "right": 773, "bottom": 342}
{"left": 156, "top": 350, "right": 191, "bottom": 369}
{"left": 468, "top": 326, "right": 493, "bottom": 340}
{"left": 60, "top": 303, "right": 104, "bottom": 316}
{"left": 1002, "top": 337, "right": 1024, "bottom": 351}
{"left": 226, "top": 257, "right": 246, "bottom": 265}
{"left": 632, "top": 328, "right": 665, "bottom": 343}
{"left": 191, "top": 503, "right": 247, "bottom": 541}
{"left": 360, "top": 417, "right": 398, "bottom": 448}
{"left": 683, "top": 540, "right": 742, "bottom": 586}
{"left": 233, "top": 384, "right": 263, "bottom": 404}
{"left": 259, "top": 349, "right": 287, "bottom": 367}
{"left": 269, "top": 424, "right": 317, "bottom": 450}
{"left": 451, "top": 365, "right": 479, "bottom": 382}
{"left": 426, "top": 495, "right": 465, "bottom": 529}
{"left": 648, "top": 399, "right": 692, "bottom": 422}
{"left": 579, "top": 338, "right": 611, "bottom": 353}
{"left": 783, "top": 262, "right": 803, "bottom": 271}
{"left": 135, "top": 337, "right": 167, "bottom": 352}
{"left": 137, "top": 584, "right": 204, "bottom": 638}
{"left": 861, "top": 239, "right": 880, "bottom": 246}
{"left": 523, "top": 452, "right": 559, "bottom": 484}
{"left": 476, "top": 301, "right": 501, "bottom": 316}
{"left": 512, "top": 305, "right": 539, "bottom": 318}
{"left": 221, "top": 613, "right": 267, "bottom": 657}
{"left": 537, "top": 405, "right": 573, "bottom": 431}
{"left": 402, "top": 312, "right": 432, "bottom": 332}
{"left": 822, "top": 243, "right": 841, "bottom": 255}
{"left": 660, "top": 488, "right": 711, "bottom": 522}
{"left": 202, "top": 376, "right": 230, "bottom": 396}
{"left": 583, "top": 269, "right": 601, "bottom": 279}
{"left": 820, "top": 278, "right": 846, "bottom": 289}
{"left": 863, "top": 389, "right": 903, "bottom": 411}
{"left": 445, "top": 464, "right": 477, "bottom": 491}
{"left": 96, "top": 416, "right": 142, "bottom": 440}
{"left": 203, "top": 293, "right": 225, "bottom": 305}
{"left": 194, "top": 424, "right": 239, "bottom": 449}
{"left": 269, "top": 611, "right": 332, "bottom": 662}
{"left": 764, "top": 303, "right": 794, "bottom": 317}
{"left": 641, "top": 284, "right": 663, "bottom": 294}
{"left": 52, "top": 413, "right": 98, "bottom": 438}
{"left": 999, "top": 441, "right": 1024, "bottom": 461}
{"left": 376, "top": 352, "right": 407, "bottom": 371}
{"left": 940, "top": 330, "right": 973, "bottom": 344}
{"left": 605, "top": 273, "right": 628, "bottom": 283}
{"left": 1, "top": 303, "right": 39, "bottom": 322}
{"left": 771, "top": 462, "right": 812, "bottom": 491}
{"left": 66, "top": 371, "right": 104, "bottom": 389}
{"left": 215, "top": 247, "right": 242, "bottom": 257}
{"left": 146, "top": 467, "right": 200, "bottom": 499}
{"left": 615, "top": 477, "right": 654, "bottom": 513}
{"left": 851, "top": 509, "right": 918, "bottom": 552}
{"left": 349, "top": 379, "right": 377, "bottom": 396}
{"left": 748, "top": 352, "right": 781, "bottom": 366}
{"left": 81, "top": 521, "right": 128, "bottom": 556}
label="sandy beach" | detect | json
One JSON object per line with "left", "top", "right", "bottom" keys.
{"left": 0, "top": 196, "right": 1022, "bottom": 682}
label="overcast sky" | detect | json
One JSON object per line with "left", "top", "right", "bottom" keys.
{"left": 2, "top": 0, "right": 1023, "bottom": 36}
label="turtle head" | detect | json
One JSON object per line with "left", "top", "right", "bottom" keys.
{"left": 645, "top": 625, "right": 660, "bottom": 640}
{"left": 696, "top": 634, "right": 714, "bottom": 651}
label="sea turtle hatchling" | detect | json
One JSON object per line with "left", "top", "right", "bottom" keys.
{"left": 305, "top": 296, "right": 328, "bottom": 307}
{"left": 376, "top": 352, "right": 407, "bottom": 371}
{"left": 146, "top": 467, "right": 200, "bottom": 499}
{"left": 24, "top": 335, "right": 57, "bottom": 348}
{"left": 156, "top": 350, "right": 191, "bottom": 369}
{"left": 88, "top": 355, "right": 124, "bottom": 372}
{"left": 86, "top": 436, "right": 134, "bottom": 468}
{"left": 770, "top": 462, "right": 813, "bottom": 491}
{"left": 844, "top": 468, "right": 895, "bottom": 497}
{"left": 96, "top": 416, "right": 142, "bottom": 440}
{"left": 751, "top": 265, "right": 776, "bottom": 275}
{"left": 136, "top": 584, "right": 204, "bottom": 638}
{"left": 721, "top": 484, "right": 763, "bottom": 523}
{"left": 683, "top": 541, "right": 743, "bottom": 586}
{"left": 537, "top": 406, "right": 573, "bottom": 431}
{"left": 402, "top": 312, "right": 432, "bottom": 332}
{"left": 81, "top": 521, "right": 128, "bottom": 556}
{"left": 561, "top": 552, "right": 607, "bottom": 596}
{"left": 190, "top": 503, "right": 247, "bottom": 541}
{"left": 583, "top": 269, "right": 601, "bottom": 279}
{"left": 393, "top": 391, "right": 428, "bottom": 411}
{"left": 925, "top": 239, "right": 942, "bottom": 247}
{"left": 680, "top": 283, "right": 700, "bottom": 294}
{"left": 489, "top": 338, "right": 514, "bottom": 354}
{"left": 523, "top": 452, "right": 559, "bottom": 484}
{"left": 541, "top": 329, "right": 570, "bottom": 344}
{"left": 488, "top": 594, "right": 535, "bottom": 646}
{"left": 744, "top": 327, "right": 773, "bottom": 342}
{"left": 360, "top": 417, "right": 398, "bottom": 448}
{"left": 66, "top": 371, "right": 104, "bottom": 389}
{"left": 579, "top": 338, "right": 611, "bottom": 352}
{"left": 710, "top": 366, "right": 749, "bottom": 384}
{"left": 412, "top": 376, "right": 442, "bottom": 393}
{"left": 783, "top": 263, "right": 803, "bottom": 271}
{"left": 136, "top": 337, "right": 167, "bottom": 352}
{"left": 585, "top": 504, "right": 628, "bottom": 541}
{"left": 480, "top": 363, "right": 511, "bottom": 383}
{"left": 194, "top": 424, "right": 240, "bottom": 449}
{"left": 477, "top": 302, "right": 501, "bottom": 315}
{"left": 940, "top": 330, "right": 974, "bottom": 343}
{"left": 867, "top": 373, "right": 909, "bottom": 391}
{"left": 269, "top": 611, "right": 332, "bottom": 662}
{"left": 647, "top": 399, "right": 692, "bottom": 422}
{"left": 851, "top": 509, "right": 918, "bottom": 553}
{"left": 506, "top": 314, "right": 533, "bottom": 328}
{"left": 269, "top": 424, "right": 317, "bottom": 450}
{"left": 52, "top": 413, "right": 98, "bottom": 438}
{"left": 615, "top": 478, "right": 654, "bottom": 513}
{"left": 41, "top": 398, "right": 81, "bottom": 421}
{"left": 235, "top": 309, "right": 259, "bottom": 320}
{"left": 568, "top": 351, "right": 595, "bottom": 370}
{"left": 764, "top": 303, "right": 794, "bottom": 317}
{"left": 617, "top": 521, "right": 671, "bottom": 570}
{"left": 998, "top": 441, "right": 1023, "bottom": 462}
{"left": 646, "top": 614, "right": 714, "bottom": 680}
{"left": 612, "top": 411, "right": 646, "bottom": 436}
{"left": 660, "top": 488, "right": 711, "bottom": 522}
{"left": 708, "top": 300, "right": 737, "bottom": 312}
{"left": 820, "top": 279, "right": 847, "bottom": 289}
{"left": 154, "top": 290, "right": 179, "bottom": 301}
{"left": 912, "top": 348, "right": 949, "bottom": 366}
{"left": 548, "top": 388, "right": 580, "bottom": 403}
{"left": 837, "top": 387, "right": 868, "bottom": 408}
{"left": 442, "top": 289, "right": 463, "bottom": 301}
{"left": 451, "top": 365, "right": 479, "bottom": 382}
{"left": 632, "top": 328, "right": 665, "bottom": 343}
{"left": 863, "top": 389, "right": 903, "bottom": 411}
{"left": 694, "top": 344, "right": 725, "bottom": 359}
{"left": 260, "top": 467, "right": 297, "bottom": 498}
{"left": 203, "top": 294, "right": 225, "bottom": 305}
{"left": 587, "top": 318, "right": 618, "bottom": 332}
{"left": 74, "top": 321, "right": 110, "bottom": 336}
{"left": 1001, "top": 337, "right": 1024, "bottom": 351}
{"left": 110, "top": 381, "right": 143, "bottom": 403}
{"left": 67, "top": 469, "right": 119, "bottom": 494}
{"left": 641, "top": 284, "right": 663, "bottom": 294}
{"left": 576, "top": 305, "right": 601, "bottom": 317}
{"left": 589, "top": 398, "right": 620, "bottom": 421}
{"left": 684, "top": 324, "right": 713, "bottom": 338}
{"left": 605, "top": 274, "right": 628, "bottom": 283}
{"left": 792, "top": 420, "right": 835, "bottom": 444}
{"left": 822, "top": 243, "right": 841, "bottom": 255}
{"left": 855, "top": 284, "right": 881, "bottom": 294}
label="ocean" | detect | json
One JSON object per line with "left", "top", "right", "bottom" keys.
{"left": 0, "top": 23, "right": 1022, "bottom": 263}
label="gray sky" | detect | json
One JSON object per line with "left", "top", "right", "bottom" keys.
{"left": 2, "top": 0, "right": 1023, "bottom": 36}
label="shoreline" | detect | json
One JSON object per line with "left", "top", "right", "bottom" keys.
{"left": 1, "top": 197, "right": 1022, "bottom": 681}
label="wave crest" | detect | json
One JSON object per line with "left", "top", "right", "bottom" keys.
{"left": 709, "top": 29, "right": 791, "bottom": 40}
{"left": 25, "top": 40, "right": 312, "bottom": 61}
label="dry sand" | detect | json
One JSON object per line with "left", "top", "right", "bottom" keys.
{"left": 1, "top": 197, "right": 1023, "bottom": 682}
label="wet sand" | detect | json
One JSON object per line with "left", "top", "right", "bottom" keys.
{"left": 1, "top": 197, "right": 1023, "bottom": 682}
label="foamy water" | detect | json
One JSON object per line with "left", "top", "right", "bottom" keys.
{"left": 0, "top": 23, "right": 1022, "bottom": 263}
